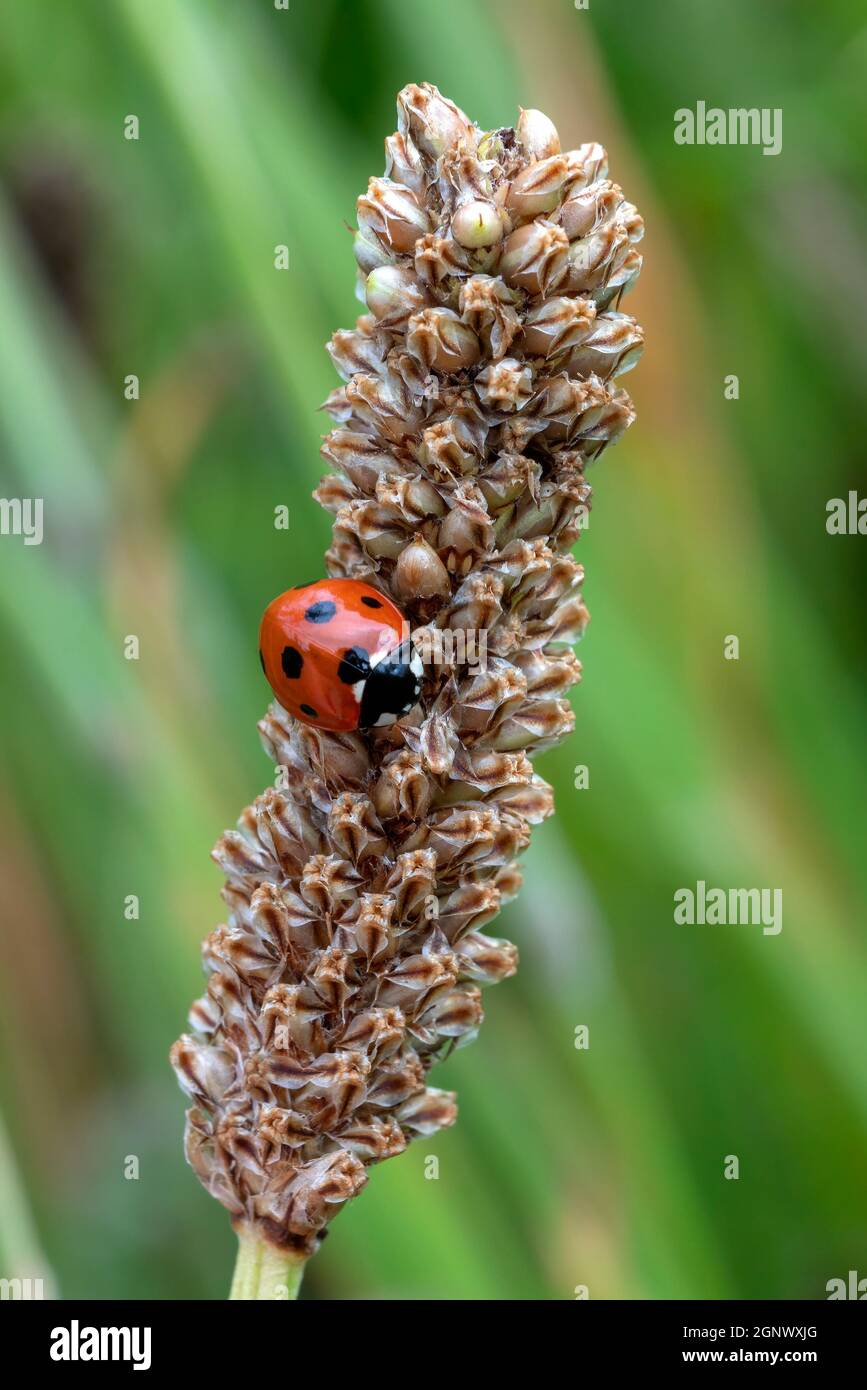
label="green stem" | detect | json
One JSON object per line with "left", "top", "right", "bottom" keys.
{"left": 228, "top": 1224, "right": 307, "bottom": 1301}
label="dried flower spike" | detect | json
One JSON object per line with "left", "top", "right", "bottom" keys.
{"left": 171, "top": 82, "right": 644, "bottom": 1299}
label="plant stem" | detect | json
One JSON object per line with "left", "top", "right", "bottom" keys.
{"left": 228, "top": 1224, "right": 307, "bottom": 1301}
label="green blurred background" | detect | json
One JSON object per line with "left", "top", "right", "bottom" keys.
{"left": 1, "top": 0, "right": 865, "bottom": 1300}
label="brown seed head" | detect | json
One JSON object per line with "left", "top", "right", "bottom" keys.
{"left": 172, "top": 81, "right": 643, "bottom": 1261}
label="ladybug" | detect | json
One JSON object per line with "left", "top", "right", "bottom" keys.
{"left": 259, "top": 578, "right": 423, "bottom": 733}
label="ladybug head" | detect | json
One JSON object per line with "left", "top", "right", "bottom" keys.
{"left": 356, "top": 639, "right": 424, "bottom": 728}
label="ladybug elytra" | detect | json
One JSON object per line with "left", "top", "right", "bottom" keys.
{"left": 259, "top": 578, "right": 423, "bottom": 732}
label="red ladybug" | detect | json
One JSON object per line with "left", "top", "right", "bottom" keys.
{"left": 259, "top": 578, "right": 423, "bottom": 732}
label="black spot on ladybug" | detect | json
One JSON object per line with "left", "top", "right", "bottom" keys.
{"left": 281, "top": 645, "right": 303, "bottom": 679}
{"left": 337, "top": 646, "right": 371, "bottom": 685}
{"left": 300, "top": 703, "right": 318, "bottom": 719}
{"left": 305, "top": 600, "right": 337, "bottom": 624}
{"left": 259, "top": 649, "right": 266, "bottom": 674}
{"left": 361, "top": 595, "right": 382, "bottom": 609}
